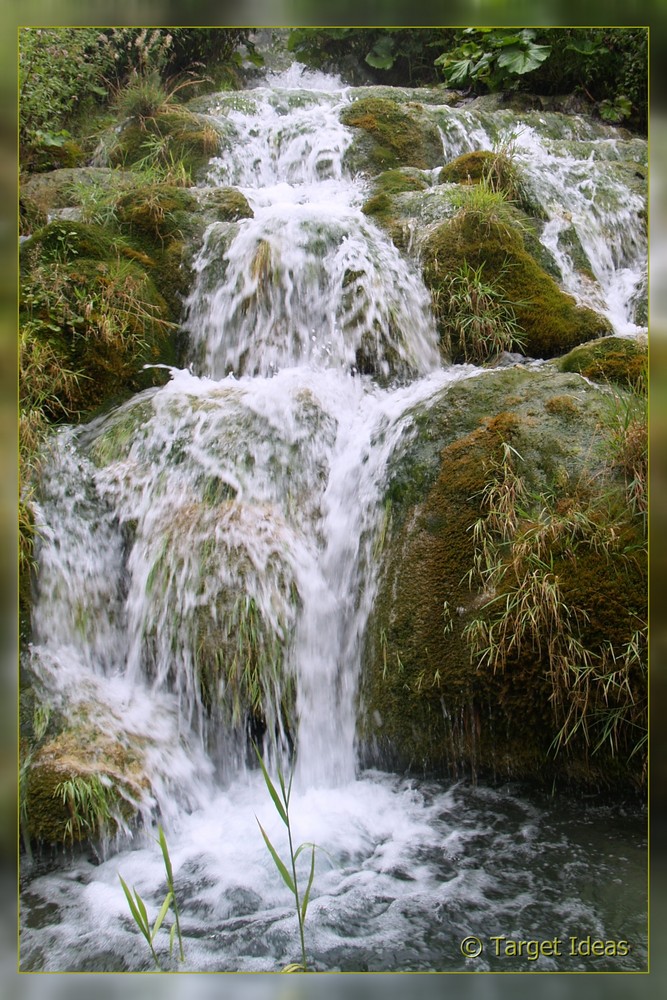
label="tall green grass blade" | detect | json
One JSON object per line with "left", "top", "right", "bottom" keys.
{"left": 256, "top": 819, "right": 295, "bottom": 893}
{"left": 253, "top": 744, "right": 288, "bottom": 825}
{"left": 119, "top": 876, "right": 149, "bottom": 939}
{"left": 299, "top": 844, "right": 316, "bottom": 922}
{"left": 157, "top": 825, "right": 174, "bottom": 883}
{"left": 151, "top": 892, "right": 173, "bottom": 940}
{"left": 133, "top": 888, "right": 150, "bottom": 934}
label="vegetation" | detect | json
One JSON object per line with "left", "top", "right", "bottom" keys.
{"left": 433, "top": 260, "right": 525, "bottom": 364}
{"left": 254, "top": 747, "right": 320, "bottom": 973}
{"left": 19, "top": 28, "right": 260, "bottom": 168}
{"left": 463, "top": 438, "right": 647, "bottom": 770}
{"left": 558, "top": 336, "right": 648, "bottom": 391}
{"left": 19, "top": 28, "right": 258, "bottom": 641}
{"left": 289, "top": 27, "right": 647, "bottom": 133}
{"left": 341, "top": 96, "right": 443, "bottom": 172}
{"left": 422, "top": 197, "right": 611, "bottom": 360}
{"left": 119, "top": 825, "right": 185, "bottom": 970}
{"left": 359, "top": 367, "right": 647, "bottom": 793}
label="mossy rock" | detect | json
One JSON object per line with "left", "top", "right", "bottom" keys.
{"left": 439, "top": 150, "right": 543, "bottom": 219}
{"left": 557, "top": 224, "right": 595, "bottom": 278}
{"left": 557, "top": 335, "right": 647, "bottom": 389}
{"left": 22, "top": 219, "right": 122, "bottom": 265}
{"left": 114, "top": 184, "right": 199, "bottom": 245}
{"left": 367, "top": 168, "right": 430, "bottom": 197}
{"left": 107, "top": 108, "right": 225, "bottom": 179}
{"left": 20, "top": 167, "right": 138, "bottom": 218}
{"left": 199, "top": 186, "right": 254, "bottom": 222}
{"left": 439, "top": 150, "right": 502, "bottom": 186}
{"left": 341, "top": 96, "right": 443, "bottom": 173}
{"left": 422, "top": 212, "right": 611, "bottom": 360}
{"left": 24, "top": 725, "right": 147, "bottom": 846}
{"left": 24, "top": 139, "right": 85, "bottom": 174}
{"left": 359, "top": 367, "right": 646, "bottom": 793}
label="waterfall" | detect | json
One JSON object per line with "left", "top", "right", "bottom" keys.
{"left": 21, "top": 64, "right": 647, "bottom": 973}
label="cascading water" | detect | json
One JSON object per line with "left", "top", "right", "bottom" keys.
{"left": 20, "top": 64, "right": 647, "bottom": 973}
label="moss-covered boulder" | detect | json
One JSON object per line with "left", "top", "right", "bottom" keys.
{"left": 22, "top": 713, "right": 148, "bottom": 846}
{"left": 440, "top": 149, "right": 518, "bottom": 192}
{"left": 439, "top": 149, "right": 543, "bottom": 218}
{"left": 422, "top": 212, "right": 611, "bottom": 360}
{"left": 359, "top": 367, "right": 647, "bottom": 794}
{"left": 199, "top": 186, "right": 254, "bottom": 222}
{"left": 106, "top": 107, "right": 226, "bottom": 180}
{"left": 114, "top": 184, "right": 198, "bottom": 244}
{"left": 557, "top": 335, "right": 647, "bottom": 389}
{"left": 20, "top": 167, "right": 138, "bottom": 220}
{"left": 341, "top": 96, "right": 444, "bottom": 173}
{"left": 20, "top": 220, "right": 177, "bottom": 418}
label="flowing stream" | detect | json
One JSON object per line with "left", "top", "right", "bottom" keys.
{"left": 20, "top": 64, "right": 647, "bottom": 973}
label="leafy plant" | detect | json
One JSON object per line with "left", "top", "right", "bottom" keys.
{"left": 598, "top": 95, "right": 633, "bottom": 123}
{"left": 435, "top": 28, "right": 551, "bottom": 92}
{"left": 254, "top": 746, "right": 319, "bottom": 973}
{"left": 119, "top": 824, "right": 185, "bottom": 970}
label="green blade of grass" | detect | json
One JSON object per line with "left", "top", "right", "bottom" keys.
{"left": 253, "top": 744, "right": 288, "bottom": 826}
{"left": 119, "top": 875, "right": 150, "bottom": 940}
{"left": 300, "top": 844, "right": 316, "bottom": 923}
{"left": 157, "top": 825, "right": 174, "bottom": 884}
{"left": 151, "top": 891, "right": 173, "bottom": 940}
{"left": 256, "top": 818, "right": 295, "bottom": 894}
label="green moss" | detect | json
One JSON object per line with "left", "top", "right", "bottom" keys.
{"left": 361, "top": 193, "right": 408, "bottom": 250}
{"left": 20, "top": 250, "right": 176, "bottom": 419}
{"left": 440, "top": 150, "right": 544, "bottom": 218}
{"left": 25, "top": 139, "right": 85, "bottom": 173}
{"left": 422, "top": 213, "right": 611, "bottom": 359}
{"left": 87, "top": 399, "right": 155, "bottom": 467}
{"left": 440, "top": 151, "right": 499, "bottom": 185}
{"left": 359, "top": 368, "right": 646, "bottom": 793}
{"left": 23, "top": 219, "right": 121, "bottom": 264}
{"left": 557, "top": 224, "right": 595, "bottom": 277}
{"left": 341, "top": 96, "right": 443, "bottom": 172}
{"left": 108, "top": 108, "right": 222, "bottom": 179}
{"left": 558, "top": 336, "right": 648, "bottom": 390}
{"left": 24, "top": 725, "right": 146, "bottom": 845}
{"left": 114, "top": 184, "right": 198, "bottom": 245}
{"left": 201, "top": 186, "right": 254, "bottom": 222}
{"left": 369, "top": 168, "right": 429, "bottom": 196}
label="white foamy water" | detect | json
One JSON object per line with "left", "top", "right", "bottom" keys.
{"left": 21, "top": 65, "right": 647, "bottom": 973}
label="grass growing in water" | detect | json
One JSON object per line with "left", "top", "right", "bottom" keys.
{"left": 254, "top": 745, "right": 319, "bottom": 973}
{"left": 119, "top": 825, "right": 185, "bottom": 970}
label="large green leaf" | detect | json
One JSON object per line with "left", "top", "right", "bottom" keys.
{"left": 366, "top": 35, "right": 395, "bottom": 70}
{"left": 496, "top": 43, "right": 551, "bottom": 75}
{"left": 443, "top": 58, "right": 477, "bottom": 85}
